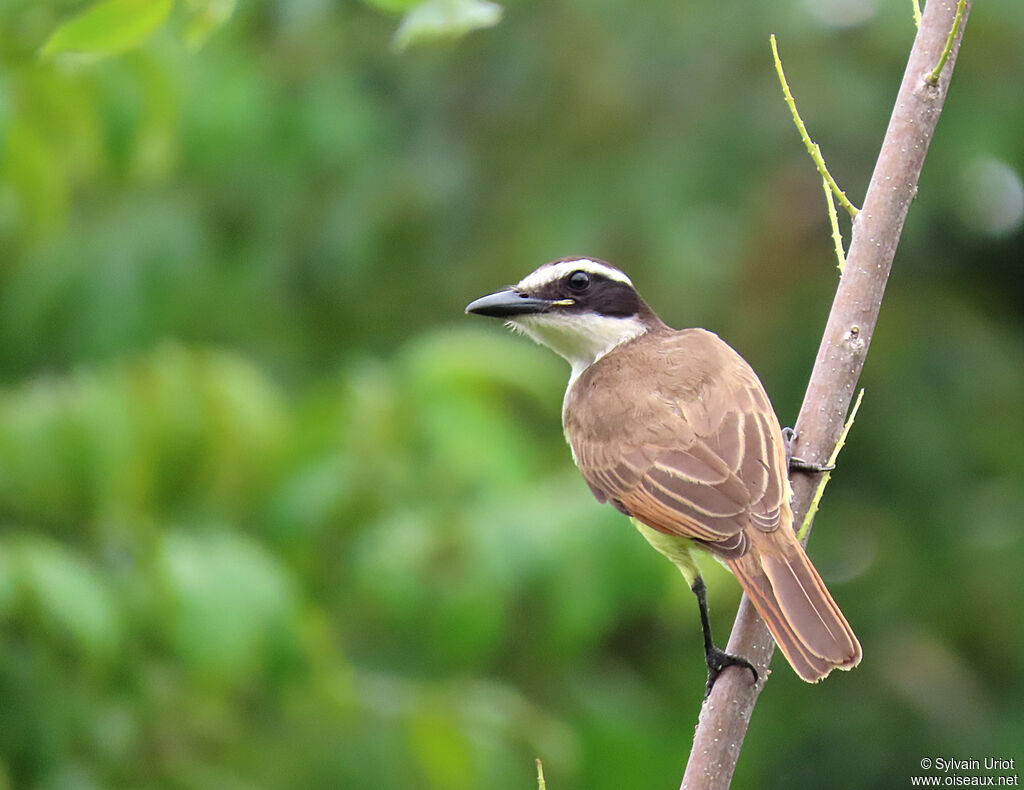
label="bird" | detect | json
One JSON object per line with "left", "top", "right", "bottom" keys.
{"left": 465, "top": 257, "right": 861, "bottom": 694}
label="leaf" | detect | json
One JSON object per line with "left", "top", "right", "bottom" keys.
{"left": 42, "top": 0, "right": 175, "bottom": 57}
{"left": 159, "top": 530, "right": 296, "bottom": 680}
{"left": 399, "top": 327, "right": 564, "bottom": 407}
{"left": 183, "top": 0, "right": 238, "bottom": 49}
{"left": 393, "top": 0, "right": 502, "bottom": 51}
{"left": 11, "top": 538, "right": 121, "bottom": 658}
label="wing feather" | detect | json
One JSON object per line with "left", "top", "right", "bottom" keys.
{"left": 563, "top": 328, "right": 860, "bottom": 680}
{"left": 567, "top": 328, "right": 790, "bottom": 556}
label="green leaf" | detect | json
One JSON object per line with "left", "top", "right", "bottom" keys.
{"left": 399, "top": 327, "right": 564, "bottom": 407}
{"left": 160, "top": 530, "right": 297, "bottom": 680}
{"left": 42, "top": 0, "right": 175, "bottom": 57}
{"left": 11, "top": 538, "right": 121, "bottom": 658}
{"left": 393, "top": 0, "right": 502, "bottom": 51}
{"left": 183, "top": 0, "right": 238, "bottom": 49}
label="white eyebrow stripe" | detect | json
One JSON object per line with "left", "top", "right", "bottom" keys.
{"left": 515, "top": 259, "right": 634, "bottom": 292}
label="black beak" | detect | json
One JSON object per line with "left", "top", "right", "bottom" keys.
{"left": 465, "top": 289, "right": 554, "bottom": 318}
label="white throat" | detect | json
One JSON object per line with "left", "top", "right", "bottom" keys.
{"left": 509, "top": 312, "right": 648, "bottom": 389}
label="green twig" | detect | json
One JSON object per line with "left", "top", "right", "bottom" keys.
{"left": 927, "top": 0, "right": 966, "bottom": 85}
{"left": 536, "top": 758, "right": 547, "bottom": 790}
{"left": 912, "top": 0, "right": 922, "bottom": 28}
{"left": 770, "top": 34, "right": 860, "bottom": 219}
{"left": 822, "top": 175, "right": 846, "bottom": 272}
{"left": 797, "top": 388, "right": 864, "bottom": 541}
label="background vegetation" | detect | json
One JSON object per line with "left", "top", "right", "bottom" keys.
{"left": 1, "top": 1, "right": 1022, "bottom": 788}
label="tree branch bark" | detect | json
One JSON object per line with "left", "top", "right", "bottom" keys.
{"left": 680, "top": 3, "right": 971, "bottom": 788}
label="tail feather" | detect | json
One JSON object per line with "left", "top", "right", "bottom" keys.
{"left": 731, "top": 557, "right": 835, "bottom": 682}
{"left": 728, "top": 541, "right": 861, "bottom": 682}
{"left": 761, "top": 551, "right": 860, "bottom": 665}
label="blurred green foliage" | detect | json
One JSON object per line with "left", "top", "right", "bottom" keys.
{"left": 41, "top": 0, "right": 175, "bottom": 57}
{"left": 1, "top": 0, "right": 1023, "bottom": 788}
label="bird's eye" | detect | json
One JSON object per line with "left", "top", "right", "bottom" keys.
{"left": 568, "top": 270, "right": 591, "bottom": 291}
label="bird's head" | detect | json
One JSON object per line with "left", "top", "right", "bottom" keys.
{"left": 465, "top": 258, "right": 664, "bottom": 379}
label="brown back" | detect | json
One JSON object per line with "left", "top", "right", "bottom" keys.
{"left": 564, "top": 327, "right": 790, "bottom": 559}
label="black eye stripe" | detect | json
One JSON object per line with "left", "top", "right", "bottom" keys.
{"left": 588, "top": 280, "right": 640, "bottom": 317}
{"left": 526, "top": 272, "right": 640, "bottom": 318}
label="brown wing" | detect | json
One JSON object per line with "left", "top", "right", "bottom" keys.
{"left": 566, "top": 328, "right": 789, "bottom": 558}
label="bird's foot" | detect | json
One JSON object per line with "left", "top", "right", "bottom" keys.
{"left": 782, "top": 427, "right": 835, "bottom": 474}
{"left": 704, "top": 646, "right": 758, "bottom": 698}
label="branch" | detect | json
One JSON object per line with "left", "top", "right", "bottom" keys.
{"left": 680, "top": 3, "right": 971, "bottom": 788}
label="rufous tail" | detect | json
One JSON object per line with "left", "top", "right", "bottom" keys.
{"left": 728, "top": 537, "right": 861, "bottom": 682}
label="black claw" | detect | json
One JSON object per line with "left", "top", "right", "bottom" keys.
{"left": 691, "top": 576, "right": 759, "bottom": 698}
{"left": 783, "top": 427, "right": 834, "bottom": 474}
{"left": 705, "top": 646, "right": 759, "bottom": 698}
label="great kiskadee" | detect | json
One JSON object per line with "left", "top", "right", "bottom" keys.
{"left": 466, "top": 258, "right": 861, "bottom": 693}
